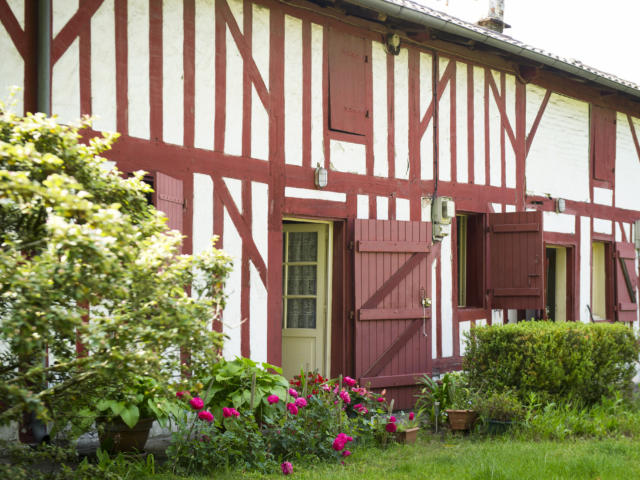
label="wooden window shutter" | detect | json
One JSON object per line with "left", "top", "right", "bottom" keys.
{"left": 487, "top": 211, "right": 544, "bottom": 310}
{"left": 155, "top": 172, "right": 184, "bottom": 233}
{"left": 353, "top": 219, "right": 432, "bottom": 409}
{"left": 614, "top": 242, "right": 638, "bottom": 322}
{"left": 591, "top": 105, "right": 616, "bottom": 184}
{"left": 328, "top": 29, "right": 368, "bottom": 135}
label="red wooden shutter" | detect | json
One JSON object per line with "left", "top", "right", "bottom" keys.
{"left": 328, "top": 29, "right": 368, "bottom": 135}
{"left": 488, "top": 211, "right": 544, "bottom": 310}
{"left": 614, "top": 242, "right": 638, "bottom": 322}
{"left": 591, "top": 105, "right": 616, "bottom": 184}
{"left": 155, "top": 172, "right": 184, "bottom": 232}
{"left": 354, "top": 219, "right": 432, "bottom": 409}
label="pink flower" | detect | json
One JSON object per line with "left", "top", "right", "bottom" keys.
{"left": 332, "top": 438, "right": 346, "bottom": 451}
{"left": 232, "top": 408, "right": 240, "bottom": 417}
{"left": 321, "top": 384, "right": 331, "bottom": 392}
{"left": 339, "top": 390, "right": 351, "bottom": 404}
{"left": 286, "top": 403, "right": 299, "bottom": 415}
{"left": 409, "top": 412, "right": 415, "bottom": 421}
{"left": 344, "top": 376, "right": 356, "bottom": 387}
{"left": 342, "top": 450, "right": 352, "bottom": 457}
{"left": 294, "top": 397, "right": 307, "bottom": 408}
{"left": 176, "top": 390, "right": 189, "bottom": 398}
{"left": 281, "top": 461, "right": 293, "bottom": 475}
{"left": 353, "top": 403, "right": 363, "bottom": 411}
{"left": 223, "top": 407, "right": 239, "bottom": 418}
{"left": 377, "top": 397, "right": 385, "bottom": 403}
{"left": 198, "top": 410, "right": 214, "bottom": 423}
{"left": 389, "top": 416, "right": 397, "bottom": 422}
{"left": 385, "top": 422, "right": 397, "bottom": 433}
{"left": 288, "top": 388, "right": 299, "bottom": 398}
{"left": 190, "top": 397, "right": 204, "bottom": 410}
{"left": 268, "top": 394, "right": 280, "bottom": 405}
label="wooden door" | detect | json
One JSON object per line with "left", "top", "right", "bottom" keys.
{"left": 354, "top": 219, "right": 432, "bottom": 409}
{"left": 282, "top": 223, "right": 329, "bottom": 380}
{"left": 614, "top": 242, "right": 638, "bottom": 322}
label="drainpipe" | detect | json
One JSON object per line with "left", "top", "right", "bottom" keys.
{"left": 36, "top": 0, "right": 51, "bottom": 115}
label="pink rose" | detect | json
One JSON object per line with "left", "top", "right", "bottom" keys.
{"left": 281, "top": 461, "right": 293, "bottom": 475}
{"left": 294, "top": 397, "right": 307, "bottom": 408}
{"left": 389, "top": 416, "right": 397, "bottom": 422}
{"left": 288, "top": 388, "right": 299, "bottom": 398}
{"left": 286, "top": 403, "right": 298, "bottom": 415}
{"left": 409, "top": 412, "right": 415, "bottom": 421}
{"left": 343, "top": 376, "right": 356, "bottom": 387}
{"left": 332, "top": 438, "right": 346, "bottom": 451}
{"left": 222, "top": 407, "right": 231, "bottom": 418}
{"left": 267, "top": 394, "right": 280, "bottom": 405}
{"left": 321, "top": 384, "right": 331, "bottom": 391}
{"left": 176, "top": 390, "right": 188, "bottom": 398}
{"left": 198, "top": 410, "right": 214, "bottom": 423}
{"left": 339, "top": 390, "right": 351, "bottom": 404}
{"left": 353, "top": 403, "right": 363, "bottom": 411}
{"left": 377, "top": 397, "right": 385, "bottom": 403}
{"left": 342, "top": 450, "right": 351, "bottom": 457}
{"left": 190, "top": 397, "right": 204, "bottom": 410}
{"left": 385, "top": 422, "right": 397, "bottom": 433}
{"left": 232, "top": 408, "right": 240, "bottom": 417}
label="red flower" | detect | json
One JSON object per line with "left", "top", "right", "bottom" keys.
{"left": 286, "top": 403, "right": 299, "bottom": 415}
{"left": 409, "top": 412, "right": 415, "bottom": 421}
{"left": 267, "top": 394, "right": 280, "bottom": 404}
{"left": 342, "top": 450, "right": 352, "bottom": 457}
{"left": 198, "top": 410, "right": 214, "bottom": 423}
{"left": 294, "top": 397, "right": 307, "bottom": 408}
{"left": 343, "top": 376, "right": 356, "bottom": 387}
{"left": 332, "top": 438, "right": 346, "bottom": 451}
{"left": 190, "top": 397, "right": 204, "bottom": 410}
{"left": 377, "top": 397, "right": 385, "bottom": 403}
{"left": 281, "top": 461, "right": 293, "bottom": 475}
{"left": 385, "top": 422, "right": 397, "bottom": 433}
{"left": 223, "top": 407, "right": 240, "bottom": 418}
{"left": 289, "top": 388, "right": 299, "bottom": 398}
{"left": 176, "top": 390, "right": 189, "bottom": 398}
{"left": 389, "top": 416, "right": 397, "bottom": 422}
{"left": 339, "top": 390, "right": 351, "bottom": 404}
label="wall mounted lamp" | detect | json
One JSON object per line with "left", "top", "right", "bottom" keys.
{"left": 556, "top": 198, "right": 566, "bottom": 213}
{"left": 314, "top": 164, "right": 328, "bottom": 189}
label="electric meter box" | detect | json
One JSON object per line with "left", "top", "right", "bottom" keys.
{"left": 432, "top": 196, "right": 455, "bottom": 225}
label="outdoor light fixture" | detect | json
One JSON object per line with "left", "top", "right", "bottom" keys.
{"left": 314, "top": 164, "right": 328, "bottom": 189}
{"left": 556, "top": 198, "right": 566, "bottom": 213}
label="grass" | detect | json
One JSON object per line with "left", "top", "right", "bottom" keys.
{"left": 156, "top": 434, "right": 640, "bottom": 479}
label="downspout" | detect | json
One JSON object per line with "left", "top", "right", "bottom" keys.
{"left": 37, "top": 0, "right": 51, "bottom": 115}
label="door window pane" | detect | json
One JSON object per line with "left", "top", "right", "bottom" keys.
{"left": 288, "top": 232, "right": 318, "bottom": 262}
{"left": 286, "top": 298, "right": 316, "bottom": 328}
{"left": 287, "top": 265, "right": 317, "bottom": 295}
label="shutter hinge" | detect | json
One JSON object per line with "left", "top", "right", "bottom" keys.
{"left": 349, "top": 311, "right": 355, "bottom": 320}
{"left": 348, "top": 241, "right": 355, "bottom": 251}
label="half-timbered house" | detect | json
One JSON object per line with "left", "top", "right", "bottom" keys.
{"left": 2, "top": 0, "right": 640, "bottom": 409}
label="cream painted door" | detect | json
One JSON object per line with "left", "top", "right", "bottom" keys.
{"left": 281, "top": 223, "right": 328, "bottom": 381}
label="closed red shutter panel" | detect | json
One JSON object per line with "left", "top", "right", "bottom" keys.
{"left": 155, "top": 172, "right": 184, "bottom": 233}
{"left": 591, "top": 105, "right": 616, "bottom": 184}
{"left": 354, "top": 219, "right": 432, "bottom": 409}
{"left": 614, "top": 242, "right": 638, "bottom": 322}
{"left": 328, "top": 29, "right": 368, "bottom": 135}
{"left": 488, "top": 211, "right": 544, "bottom": 310}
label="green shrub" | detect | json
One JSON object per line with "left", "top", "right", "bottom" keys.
{"left": 475, "top": 391, "right": 524, "bottom": 422}
{"left": 463, "top": 321, "right": 639, "bottom": 405}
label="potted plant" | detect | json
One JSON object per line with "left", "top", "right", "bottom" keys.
{"left": 392, "top": 411, "right": 421, "bottom": 444}
{"left": 444, "top": 373, "right": 478, "bottom": 432}
{"left": 476, "top": 391, "right": 523, "bottom": 434}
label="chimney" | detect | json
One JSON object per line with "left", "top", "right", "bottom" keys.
{"left": 477, "top": 0, "right": 510, "bottom": 33}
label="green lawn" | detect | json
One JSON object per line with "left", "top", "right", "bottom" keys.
{"left": 159, "top": 434, "right": 640, "bottom": 479}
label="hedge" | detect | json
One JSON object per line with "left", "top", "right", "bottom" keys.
{"left": 462, "top": 321, "right": 640, "bottom": 405}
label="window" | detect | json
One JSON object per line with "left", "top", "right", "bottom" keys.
{"left": 328, "top": 29, "right": 368, "bottom": 136}
{"left": 590, "top": 105, "right": 616, "bottom": 185}
{"left": 456, "top": 214, "right": 484, "bottom": 308}
{"left": 591, "top": 241, "right": 612, "bottom": 320}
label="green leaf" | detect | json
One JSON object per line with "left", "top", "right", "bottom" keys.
{"left": 120, "top": 404, "right": 140, "bottom": 429}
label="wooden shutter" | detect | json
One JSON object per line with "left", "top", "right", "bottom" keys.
{"left": 155, "top": 172, "right": 184, "bottom": 232}
{"left": 488, "top": 211, "right": 544, "bottom": 310}
{"left": 354, "top": 220, "right": 432, "bottom": 409}
{"left": 614, "top": 242, "right": 638, "bottom": 322}
{"left": 328, "top": 29, "right": 368, "bottom": 135}
{"left": 591, "top": 105, "right": 616, "bottom": 184}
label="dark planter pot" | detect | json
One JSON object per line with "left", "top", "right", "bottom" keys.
{"left": 394, "top": 427, "right": 420, "bottom": 444}
{"left": 98, "top": 417, "right": 154, "bottom": 453}
{"left": 487, "top": 419, "right": 514, "bottom": 435}
{"left": 446, "top": 410, "right": 478, "bottom": 431}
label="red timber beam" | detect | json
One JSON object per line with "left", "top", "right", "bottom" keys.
{"left": 485, "top": 68, "right": 516, "bottom": 153}
{"left": 0, "top": 0, "right": 26, "bottom": 57}
{"left": 525, "top": 89, "right": 551, "bottom": 157}
{"left": 418, "top": 58, "right": 454, "bottom": 136}
{"left": 627, "top": 114, "right": 640, "bottom": 163}
{"left": 51, "top": 0, "right": 103, "bottom": 64}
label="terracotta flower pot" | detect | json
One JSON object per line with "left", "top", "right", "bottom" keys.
{"left": 98, "top": 417, "right": 154, "bottom": 453}
{"left": 445, "top": 409, "right": 477, "bottom": 431}
{"left": 394, "top": 427, "right": 420, "bottom": 444}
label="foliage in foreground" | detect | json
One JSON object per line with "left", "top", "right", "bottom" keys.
{"left": 463, "top": 321, "right": 640, "bottom": 405}
{"left": 0, "top": 107, "right": 232, "bottom": 434}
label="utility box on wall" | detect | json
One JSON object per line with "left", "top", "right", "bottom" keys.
{"left": 432, "top": 196, "right": 455, "bottom": 242}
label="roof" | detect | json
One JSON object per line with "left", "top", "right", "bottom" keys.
{"left": 345, "top": 0, "right": 640, "bottom": 99}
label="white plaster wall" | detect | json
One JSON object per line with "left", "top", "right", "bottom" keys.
{"left": 594, "top": 218, "right": 612, "bottom": 235}
{"left": 525, "top": 84, "right": 546, "bottom": 133}
{"left": 431, "top": 259, "right": 437, "bottom": 359}
{"left": 394, "top": 48, "right": 409, "bottom": 179}
{"left": 6, "top": 0, "right": 23, "bottom": 28}
{"left": 91, "top": 0, "right": 116, "bottom": 132}
{"left": 419, "top": 52, "right": 433, "bottom": 181}
{"left": 252, "top": 181, "right": 269, "bottom": 262}
{"left": 310, "top": 24, "right": 324, "bottom": 168}
{"left": 441, "top": 234, "right": 453, "bottom": 357}
{"left": 396, "top": 198, "right": 410, "bottom": 221}
{"left": 284, "top": 187, "right": 346, "bottom": 203}
{"left": 459, "top": 320, "right": 471, "bottom": 355}
{"left": 330, "top": 140, "right": 366, "bottom": 174}
{"left": 615, "top": 114, "right": 640, "bottom": 211}
{"left": 53, "top": 0, "right": 78, "bottom": 37}
{"left": 579, "top": 216, "right": 591, "bottom": 323}
{"left": 222, "top": 178, "right": 243, "bottom": 359}
{"left": 224, "top": 0, "right": 243, "bottom": 156}
{"left": 284, "top": 15, "right": 302, "bottom": 166}
{"left": 251, "top": 5, "right": 270, "bottom": 160}
{"left": 492, "top": 309, "right": 503, "bottom": 325}
{"left": 438, "top": 57, "right": 451, "bottom": 182}
{"left": 473, "top": 66, "right": 485, "bottom": 185}
{"left": 376, "top": 196, "right": 388, "bottom": 220}
{"left": 194, "top": 0, "right": 216, "bottom": 150}
{"left": 488, "top": 71, "right": 501, "bottom": 187}
{"left": 593, "top": 187, "right": 613, "bottom": 206}
{"left": 192, "top": 173, "right": 214, "bottom": 256}
{"left": 357, "top": 194, "right": 369, "bottom": 219}
{"left": 421, "top": 197, "right": 431, "bottom": 222}
{"left": 128, "top": 0, "right": 150, "bottom": 139}
{"left": 543, "top": 212, "right": 575, "bottom": 234}
{"left": 505, "top": 204, "right": 515, "bottom": 212}
{"left": 52, "top": 39, "right": 80, "bottom": 124}
{"left": 250, "top": 182, "right": 269, "bottom": 362}
{"left": 505, "top": 76, "right": 516, "bottom": 188}
{"left": 0, "top": 11, "right": 24, "bottom": 114}
{"left": 372, "top": 41, "right": 388, "bottom": 177}
{"left": 162, "top": 0, "right": 183, "bottom": 144}
{"left": 455, "top": 62, "right": 468, "bottom": 184}
{"left": 526, "top": 93, "right": 590, "bottom": 201}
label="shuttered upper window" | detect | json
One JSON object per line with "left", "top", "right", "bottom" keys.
{"left": 590, "top": 105, "right": 616, "bottom": 185}
{"left": 328, "top": 29, "right": 368, "bottom": 136}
